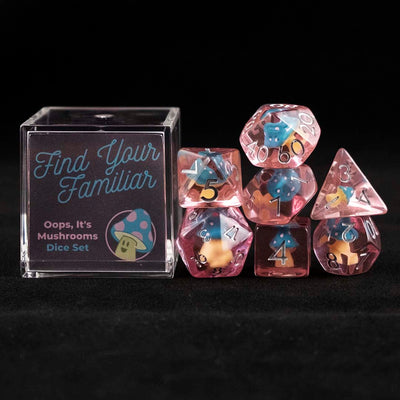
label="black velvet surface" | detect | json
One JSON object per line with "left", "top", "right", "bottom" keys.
{"left": 1, "top": 2, "right": 399, "bottom": 399}
{"left": 1, "top": 155, "right": 399, "bottom": 399}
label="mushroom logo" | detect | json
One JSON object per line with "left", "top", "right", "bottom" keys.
{"left": 110, "top": 209, "right": 155, "bottom": 261}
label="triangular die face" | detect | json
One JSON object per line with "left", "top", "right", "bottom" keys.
{"left": 311, "top": 148, "right": 387, "bottom": 219}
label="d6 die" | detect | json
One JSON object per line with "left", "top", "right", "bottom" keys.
{"left": 313, "top": 216, "right": 381, "bottom": 275}
{"left": 178, "top": 148, "right": 242, "bottom": 208}
{"left": 239, "top": 104, "right": 320, "bottom": 168}
{"left": 254, "top": 217, "right": 311, "bottom": 278}
{"left": 177, "top": 207, "right": 253, "bottom": 278}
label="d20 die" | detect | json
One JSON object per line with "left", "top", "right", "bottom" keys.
{"left": 313, "top": 216, "right": 381, "bottom": 276}
{"left": 311, "top": 148, "right": 387, "bottom": 220}
{"left": 178, "top": 148, "right": 242, "bottom": 208}
{"left": 239, "top": 104, "right": 320, "bottom": 168}
{"left": 177, "top": 207, "right": 253, "bottom": 278}
{"left": 242, "top": 165, "right": 317, "bottom": 225}
{"left": 254, "top": 217, "right": 311, "bottom": 278}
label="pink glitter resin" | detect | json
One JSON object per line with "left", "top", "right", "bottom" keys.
{"left": 242, "top": 165, "right": 317, "bottom": 225}
{"left": 254, "top": 217, "right": 311, "bottom": 278}
{"left": 311, "top": 148, "right": 387, "bottom": 220}
{"left": 313, "top": 216, "right": 381, "bottom": 276}
{"left": 177, "top": 148, "right": 242, "bottom": 208}
{"left": 239, "top": 104, "right": 320, "bottom": 168}
{"left": 177, "top": 207, "right": 253, "bottom": 278}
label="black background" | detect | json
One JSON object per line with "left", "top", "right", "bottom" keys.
{"left": 0, "top": 1, "right": 399, "bottom": 399}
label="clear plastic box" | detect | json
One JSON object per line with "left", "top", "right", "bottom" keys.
{"left": 20, "top": 107, "right": 181, "bottom": 278}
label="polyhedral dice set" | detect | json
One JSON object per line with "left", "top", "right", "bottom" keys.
{"left": 20, "top": 106, "right": 387, "bottom": 278}
{"left": 176, "top": 104, "right": 387, "bottom": 278}
{"left": 176, "top": 148, "right": 253, "bottom": 278}
{"left": 311, "top": 148, "right": 387, "bottom": 275}
{"left": 240, "top": 104, "right": 319, "bottom": 278}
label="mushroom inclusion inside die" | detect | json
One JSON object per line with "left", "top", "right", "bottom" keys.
{"left": 325, "top": 218, "right": 359, "bottom": 265}
{"left": 185, "top": 150, "right": 230, "bottom": 187}
{"left": 262, "top": 109, "right": 298, "bottom": 148}
{"left": 111, "top": 209, "right": 154, "bottom": 261}
{"left": 197, "top": 211, "right": 233, "bottom": 268}
{"left": 269, "top": 228, "right": 299, "bottom": 267}
{"left": 266, "top": 169, "right": 301, "bottom": 202}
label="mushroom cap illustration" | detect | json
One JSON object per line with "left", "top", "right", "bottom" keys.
{"left": 266, "top": 169, "right": 301, "bottom": 202}
{"left": 269, "top": 228, "right": 299, "bottom": 249}
{"left": 111, "top": 208, "right": 154, "bottom": 253}
{"left": 184, "top": 149, "right": 230, "bottom": 186}
{"left": 327, "top": 218, "right": 359, "bottom": 242}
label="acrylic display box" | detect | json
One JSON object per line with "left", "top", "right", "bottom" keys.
{"left": 20, "top": 107, "right": 181, "bottom": 278}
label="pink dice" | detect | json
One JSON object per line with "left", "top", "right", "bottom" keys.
{"left": 311, "top": 148, "right": 387, "bottom": 276}
{"left": 239, "top": 104, "right": 321, "bottom": 168}
{"left": 239, "top": 103, "right": 320, "bottom": 278}
{"left": 242, "top": 165, "right": 317, "bottom": 225}
{"left": 311, "top": 148, "right": 387, "bottom": 219}
{"left": 313, "top": 216, "right": 381, "bottom": 275}
{"left": 177, "top": 148, "right": 242, "bottom": 208}
{"left": 255, "top": 217, "right": 311, "bottom": 278}
{"left": 177, "top": 207, "right": 253, "bottom": 278}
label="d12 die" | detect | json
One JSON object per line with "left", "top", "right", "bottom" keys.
{"left": 178, "top": 148, "right": 242, "bottom": 208}
{"left": 255, "top": 217, "right": 311, "bottom": 278}
{"left": 242, "top": 165, "right": 317, "bottom": 225}
{"left": 311, "top": 148, "right": 387, "bottom": 219}
{"left": 313, "top": 216, "right": 381, "bottom": 276}
{"left": 177, "top": 207, "right": 253, "bottom": 278}
{"left": 239, "top": 104, "right": 320, "bottom": 168}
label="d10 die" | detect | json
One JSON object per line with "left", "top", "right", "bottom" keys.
{"left": 177, "top": 207, "right": 253, "bottom": 278}
{"left": 239, "top": 104, "right": 320, "bottom": 168}
{"left": 254, "top": 217, "right": 311, "bottom": 278}
{"left": 242, "top": 165, "right": 317, "bottom": 225}
{"left": 313, "top": 216, "right": 381, "bottom": 276}
{"left": 177, "top": 148, "right": 242, "bottom": 208}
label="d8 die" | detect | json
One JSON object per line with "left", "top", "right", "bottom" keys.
{"left": 239, "top": 104, "right": 320, "bottom": 168}
{"left": 177, "top": 207, "right": 253, "bottom": 278}
{"left": 242, "top": 165, "right": 317, "bottom": 225}
{"left": 313, "top": 216, "right": 381, "bottom": 276}
{"left": 254, "top": 217, "right": 311, "bottom": 278}
{"left": 178, "top": 148, "right": 242, "bottom": 208}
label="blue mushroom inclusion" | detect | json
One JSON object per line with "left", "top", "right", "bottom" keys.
{"left": 266, "top": 169, "right": 301, "bottom": 202}
{"left": 261, "top": 108, "right": 295, "bottom": 148}
{"left": 338, "top": 185, "right": 355, "bottom": 202}
{"left": 269, "top": 227, "right": 299, "bottom": 249}
{"left": 197, "top": 211, "right": 222, "bottom": 241}
{"left": 327, "top": 218, "right": 359, "bottom": 242}
{"left": 185, "top": 149, "right": 230, "bottom": 186}
{"left": 264, "top": 121, "right": 293, "bottom": 147}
